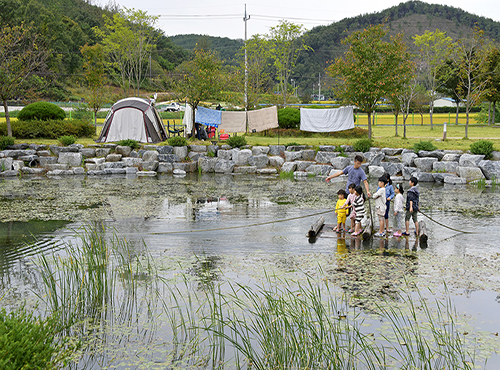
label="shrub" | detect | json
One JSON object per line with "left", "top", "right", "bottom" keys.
{"left": 0, "top": 136, "right": 15, "bottom": 150}
{"left": 278, "top": 108, "right": 300, "bottom": 129}
{"left": 0, "top": 120, "right": 94, "bottom": 139}
{"left": 168, "top": 136, "right": 188, "bottom": 147}
{"left": 413, "top": 140, "right": 437, "bottom": 152}
{"left": 0, "top": 306, "right": 67, "bottom": 369}
{"left": 117, "top": 139, "right": 140, "bottom": 149}
{"left": 353, "top": 139, "right": 373, "bottom": 153}
{"left": 470, "top": 140, "right": 494, "bottom": 158}
{"left": 58, "top": 135, "right": 76, "bottom": 146}
{"left": 226, "top": 135, "right": 247, "bottom": 148}
{"left": 17, "top": 102, "right": 66, "bottom": 121}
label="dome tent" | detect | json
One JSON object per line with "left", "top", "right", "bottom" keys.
{"left": 97, "top": 97, "right": 168, "bottom": 143}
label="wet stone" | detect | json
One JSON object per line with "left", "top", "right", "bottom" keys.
{"left": 198, "top": 157, "right": 217, "bottom": 173}
{"left": 459, "top": 154, "right": 485, "bottom": 167}
{"left": 37, "top": 150, "right": 51, "bottom": 157}
{"left": 140, "top": 161, "right": 158, "bottom": 171}
{"left": 305, "top": 164, "right": 333, "bottom": 176}
{"left": 174, "top": 162, "right": 197, "bottom": 173}
{"left": 314, "top": 151, "right": 337, "bottom": 164}
{"left": 46, "top": 163, "right": 69, "bottom": 171}
{"left": 156, "top": 163, "right": 173, "bottom": 173}
{"left": 214, "top": 159, "right": 235, "bottom": 174}
{"left": 21, "top": 167, "right": 45, "bottom": 175}
{"left": 87, "top": 170, "right": 106, "bottom": 176}
{"left": 414, "top": 157, "right": 438, "bottom": 172}
{"left": 301, "top": 149, "right": 316, "bottom": 161}
{"left": 104, "top": 168, "right": 126, "bottom": 175}
{"left": 217, "top": 150, "right": 232, "bottom": 160}
{"left": 137, "top": 171, "right": 157, "bottom": 177}
{"left": 414, "top": 171, "right": 435, "bottom": 182}
{"left": 72, "top": 167, "right": 85, "bottom": 175}
{"left": 95, "top": 148, "right": 111, "bottom": 157}
{"left": 234, "top": 166, "right": 257, "bottom": 174}
{"left": 142, "top": 150, "right": 159, "bottom": 162}
{"left": 331, "top": 157, "right": 350, "bottom": 170}
{"left": 115, "top": 145, "right": 132, "bottom": 157}
{"left": 0, "top": 170, "right": 18, "bottom": 177}
{"left": 158, "top": 154, "right": 180, "bottom": 163}
{"left": 268, "top": 145, "right": 286, "bottom": 156}
{"left": 248, "top": 154, "right": 269, "bottom": 169}
{"left": 281, "top": 162, "right": 297, "bottom": 172}
{"left": 125, "top": 167, "right": 138, "bottom": 174}
{"left": 368, "top": 165, "right": 385, "bottom": 178}
{"left": 295, "top": 161, "right": 315, "bottom": 171}
{"left": 258, "top": 168, "right": 278, "bottom": 175}
{"left": 269, "top": 156, "right": 284, "bottom": 168}
{"left": 432, "top": 173, "right": 457, "bottom": 183}
{"left": 402, "top": 152, "right": 418, "bottom": 167}
{"left": 173, "top": 169, "right": 186, "bottom": 176}
{"left": 103, "top": 162, "right": 125, "bottom": 169}
{"left": 433, "top": 161, "right": 458, "bottom": 174}
{"left": 47, "top": 170, "right": 74, "bottom": 176}
{"left": 173, "top": 146, "right": 188, "bottom": 159}
{"left": 444, "top": 176, "right": 467, "bottom": 185}
{"left": 105, "top": 154, "right": 122, "bottom": 162}
{"left": 458, "top": 166, "right": 485, "bottom": 182}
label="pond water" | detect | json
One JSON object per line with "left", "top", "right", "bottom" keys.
{"left": 1, "top": 174, "right": 499, "bottom": 369}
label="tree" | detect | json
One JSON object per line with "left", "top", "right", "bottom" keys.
{"left": 96, "top": 8, "right": 158, "bottom": 97}
{"left": 267, "top": 21, "right": 311, "bottom": 106}
{"left": 81, "top": 43, "right": 108, "bottom": 126}
{"left": 388, "top": 58, "right": 417, "bottom": 137}
{"left": 481, "top": 45, "right": 500, "bottom": 125}
{"left": 174, "top": 49, "right": 224, "bottom": 137}
{"left": 449, "top": 27, "right": 489, "bottom": 138}
{"left": 436, "top": 59, "right": 462, "bottom": 125}
{"left": 0, "top": 23, "right": 48, "bottom": 137}
{"left": 413, "top": 29, "right": 453, "bottom": 130}
{"left": 327, "top": 24, "right": 413, "bottom": 139}
{"left": 411, "top": 84, "right": 430, "bottom": 125}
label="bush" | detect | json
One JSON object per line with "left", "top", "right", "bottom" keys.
{"left": 0, "top": 120, "right": 94, "bottom": 139}
{"left": 470, "top": 140, "right": 494, "bottom": 158}
{"left": 17, "top": 102, "right": 66, "bottom": 121}
{"left": 278, "top": 108, "right": 300, "bottom": 129}
{"left": 0, "top": 136, "right": 15, "bottom": 150}
{"left": 413, "top": 140, "right": 437, "bottom": 152}
{"left": 117, "top": 139, "right": 140, "bottom": 149}
{"left": 353, "top": 139, "right": 373, "bottom": 153}
{"left": 58, "top": 135, "right": 76, "bottom": 146}
{"left": 226, "top": 135, "right": 247, "bottom": 148}
{"left": 168, "top": 136, "right": 188, "bottom": 147}
{"left": 0, "top": 307, "right": 67, "bottom": 369}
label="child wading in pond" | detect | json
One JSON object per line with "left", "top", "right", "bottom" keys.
{"left": 393, "top": 183, "right": 404, "bottom": 237}
{"left": 372, "top": 176, "right": 388, "bottom": 237}
{"left": 402, "top": 176, "right": 420, "bottom": 236}
{"left": 345, "top": 183, "right": 357, "bottom": 233}
{"left": 383, "top": 173, "right": 395, "bottom": 233}
{"left": 334, "top": 189, "right": 348, "bottom": 233}
{"left": 351, "top": 186, "right": 365, "bottom": 236}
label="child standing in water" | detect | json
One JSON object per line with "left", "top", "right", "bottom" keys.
{"left": 334, "top": 189, "right": 348, "bottom": 233}
{"left": 351, "top": 186, "right": 365, "bottom": 236}
{"left": 384, "top": 173, "right": 395, "bottom": 233}
{"left": 402, "top": 177, "right": 420, "bottom": 237}
{"left": 393, "top": 183, "right": 404, "bottom": 237}
{"left": 345, "top": 183, "right": 357, "bottom": 233}
{"left": 373, "top": 176, "right": 388, "bottom": 237}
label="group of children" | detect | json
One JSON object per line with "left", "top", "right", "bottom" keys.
{"left": 333, "top": 175, "right": 420, "bottom": 238}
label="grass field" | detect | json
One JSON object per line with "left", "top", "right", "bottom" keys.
{"left": 2, "top": 114, "right": 499, "bottom": 151}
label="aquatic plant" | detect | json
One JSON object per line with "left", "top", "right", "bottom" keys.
{"left": 279, "top": 170, "right": 294, "bottom": 180}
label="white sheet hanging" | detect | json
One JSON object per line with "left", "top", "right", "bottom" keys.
{"left": 247, "top": 106, "right": 278, "bottom": 132}
{"left": 300, "top": 106, "right": 355, "bottom": 132}
{"left": 220, "top": 111, "right": 247, "bottom": 132}
{"left": 182, "top": 104, "right": 193, "bottom": 136}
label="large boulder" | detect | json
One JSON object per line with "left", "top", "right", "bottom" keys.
{"left": 235, "top": 149, "right": 253, "bottom": 166}
{"left": 441, "top": 153, "right": 461, "bottom": 162}
{"left": 381, "top": 148, "right": 403, "bottom": 156}
{"left": 158, "top": 154, "right": 181, "bottom": 163}
{"left": 21, "top": 167, "right": 45, "bottom": 175}
{"left": 402, "top": 152, "right": 418, "bottom": 167}
{"left": 268, "top": 145, "right": 285, "bottom": 156}
{"left": 380, "top": 162, "right": 404, "bottom": 176}
{"left": 269, "top": 156, "right": 285, "bottom": 168}
{"left": 103, "top": 162, "right": 125, "bottom": 169}
{"left": 319, "top": 145, "right": 336, "bottom": 152}
{"left": 285, "top": 151, "right": 302, "bottom": 162}
{"left": 301, "top": 149, "right": 316, "bottom": 161}
{"left": 173, "top": 146, "right": 188, "bottom": 160}
{"left": 402, "top": 166, "right": 418, "bottom": 180}
{"left": 207, "top": 145, "right": 219, "bottom": 155}
{"left": 80, "top": 148, "right": 96, "bottom": 158}
{"left": 234, "top": 166, "right": 257, "bottom": 174}
{"left": 142, "top": 150, "right": 159, "bottom": 162}
{"left": 198, "top": 157, "right": 217, "bottom": 173}
{"left": 0, "top": 170, "right": 19, "bottom": 177}
{"left": 287, "top": 145, "right": 306, "bottom": 152}
{"left": 189, "top": 144, "right": 207, "bottom": 153}
{"left": 115, "top": 145, "right": 132, "bottom": 157}
{"left": 214, "top": 159, "right": 235, "bottom": 174}
{"left": 105, "top": 153, "right": 122, "bottom": 162}
{"left": 158, "top": 146, "right": 173, "bottom": 154}
{"left": 295, "top": 161, "right": 315, "bottom": 171}
{"left": 248, "top": 154, "right": 269, "bottom": 169}
{"left": 418, "top": 150, "right": 444, "bottom": 160}
{"left": 444, "top": 176, "right": 467, "bottom": 185}
{"left": 414, "top": 157, "right": 438, "bottom": 172}
{"left": 305, "top": 164, "right": 333, "bottom": 176}
{"left": 433, "top": 161, "right": 458, "bottom": 174}
{"left": 188, "top": 152, "right": 205, "bottom": 162}
{"left": 121, "top": 157, "right": 143, "bottom": 167}
{"left": 491, "top": 151, "right": 500, "bottom": 161}
{"left": 458, "top": 166, "right": 485, "bottom": 182}
{"left": 384, "top": 156, "right": 402, "bottom": 163}
{"left": 95, "top": 148, "right": 111, "bottom": 157}
{"left": 12, "top": 160, "right": 24, "bottom": 171}
{"left": 174, "top": 162, "right": 197, "bottom": 173}
{"left": 414, "top": 171, "right": 435, "bottom": 182}
{"left": 369, "top": 152, "right": 385, "bottom": 166}
{"left": 58, "top": 152, "right": 82, "bottom": 167}
{"left": 314, "top": 151, "right": 337, "bottom": 164}
{"left": 217, "top": 150, "right": 232, "bottom": 160}
{"left": 330, "top": 156, "right": 350, "bottom": 170}
{"left": 432, "top": 173, "right": 458, "bottom": 183}
{"left": 104, "top": 168, "right": 126, "bottom": 175}
{"left": 140, "top": 161, "right": 159, "bottom": 171}
{"left": 46, "top": 163, "right": 69, "bottom": 171}
{"left": 281, "top": 162, "right": 297, "bottom": 172}
{"left": 459, "top": 154, "right": 484, "bottom": 167}
{"left": 157, "top": 163, "right": 173, "bottom": 173}
{"left": 478, "top": 160, "right": 500, "bottom": 180}
{"left": 368, "top": 165, "right": 385, "bottom": 179}
{"left": 0, "top": 157, "right": 13, "bottom": 171}
{"left": 251, "top": 146, "right": 269, "bottom": 156}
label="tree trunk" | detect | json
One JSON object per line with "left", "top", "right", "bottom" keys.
{"left": 191, "top": 103, "right": 197, "bottom": 138}
{"left": 488, "top": 101, "right": 492, "bottom": 125}
{"left": 429, "top": 100, "right": 434, "bottom": 130}
{"left": 367, "top": 111, "right": 372, "bottom": 139}
{"left": 493, "top": 101, "right": 497, "bottom": 125}
{"left": 455, "top": 103, "right": 459, "bottom": 125}
{"left": 394, "top": 113, "right": 398, "bottom": 136}
{"left": 403, "top": 116, "right": 407, "bottom": 139}
{"left": 420, "top": 113, "right": 423, "bottom": 125}
{"left": 465, "top": 108, "right": 469, "bottom": 139}
{"left": 283, "top": 79, "right": 287, "bottom": 106}
{"left": 3, "top": 100, "right": 12, "bottom": 137}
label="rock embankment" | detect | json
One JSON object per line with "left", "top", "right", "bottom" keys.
{"left": 1, "top": 143, "right": 498, "bottom": 185}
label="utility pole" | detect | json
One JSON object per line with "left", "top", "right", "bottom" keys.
{"left": 244, "top": 4, "right": 250, "bottom": 133}
{"left": 318, "top": 73, "right": 321, "bottom": 101}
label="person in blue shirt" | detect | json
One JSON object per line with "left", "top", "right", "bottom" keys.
{"left": 326, "top": 155, "right": 371, "bottom": 197}
{"left": 382, "top": 173, "right": 395, "bottom": 233}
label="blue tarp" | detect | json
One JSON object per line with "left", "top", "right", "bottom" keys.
{"left": 195, "top": 107, "right": 222, "bottom": 127}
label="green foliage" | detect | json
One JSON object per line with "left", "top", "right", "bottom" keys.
{"left": 58, "top": 135, "right": 76, "bottom": 146}
{"left": 17, "top": 102, "right": 66, "bottom": 121}
{"left": 470, "top": 140, "right": 494, "bottom": 158}
{"left": 168, "top": 136, "right": 188, "bottom": 147}
{"left": 279, "top": 171, "right": 295, "bottom": 180}
{"left": 0, "top": 306, "right": 66, "bottom": 370}
{"left": 0, "top": 120, "right": 94, "bottom": 139}
{"left": 353, "top": 139, "right": 373, "bottom": 153}
{"left": 284, "top": 142, "right": 300, "bottom": 146}
{"left": 117, "top": 139, "right": 140, "bottom": 149}
{"left": 413, "top": 140, "right": 437, "bottom": 152}
{"left": 0, "top": 136, "right": 15, "bottom": 150}
{"left": 226, "top": 135, "right": 247, "bottom": 148}
{"left": 278, "top": 107, "right": 300, "bottom": 129}
{"left": 475, "top": 103, "right": 500, "bottom": 124}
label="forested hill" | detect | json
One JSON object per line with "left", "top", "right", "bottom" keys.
{"left": 169, "top": 35, "right": 243, "bottom": 66}
{"left": 294, "top": 0, "right": 500, "bottom": 91}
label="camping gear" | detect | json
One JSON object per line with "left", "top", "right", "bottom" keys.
{"left": 97, "top": 97, "right": 167, "bottom": 143}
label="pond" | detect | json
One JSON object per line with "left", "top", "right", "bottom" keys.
{"left": 1, "top": 174, "right": 499, "bottom": 369}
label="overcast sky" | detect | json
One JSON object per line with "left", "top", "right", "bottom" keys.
{"left": 112, "top": 0, "right": 500, "bottom": 39}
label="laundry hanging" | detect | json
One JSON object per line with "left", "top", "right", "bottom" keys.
{"left": 300, "top": 106, "right": 355, "bottom": 132}
{"left": 220, "top": 111, "right": 247, "bottom": 132}
{"left": 247, "top": 106, "right": 279, "bottom": 132}
{"left": 195, "top": 106, "right": 222, "bottom": 127}
{"left": 182, "top": 104, "right": 193, "bottom": 134}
